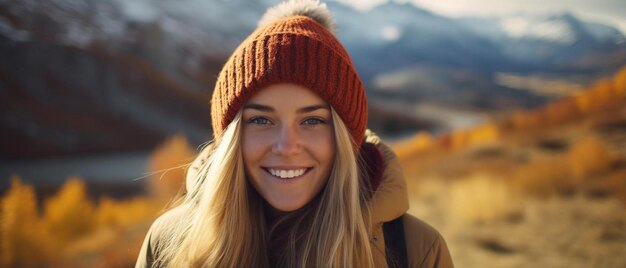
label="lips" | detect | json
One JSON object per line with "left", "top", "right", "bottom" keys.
{"left": 263, "top": 167, "right": 310, "bottom": 179}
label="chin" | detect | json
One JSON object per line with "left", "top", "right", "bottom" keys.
{"left": 266, "top": 196, "right": 309, "bottom": 212}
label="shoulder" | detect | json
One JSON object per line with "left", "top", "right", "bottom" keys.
{"left": 136, "top": 205, "right": 189, "bottom": 268}
{"left": 402, "top": 214, "right": 454, "bottom": 268}
{"left": 147, "top": 205, "right": 189, "bottom": 245}
{"left": 402, "top": 214, "right": 441, "bottom": 249}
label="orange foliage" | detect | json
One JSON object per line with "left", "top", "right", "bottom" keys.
{"left": 512, "top": 135, "right": 617, "bottom": 196}
{"left": 467, "top": 123, "right": 500, "bottom": 145}
{"left": 0, "top": 177, "right": 162, "bottom": 267}
{"left": 443, "top": 123, "right": 500, "bottom": 151}
{"left": 572, "top": 76, "right": 624, "bottom": 116}
{"left": 0, "top": 176, "right": 51, "bottom": 266}
{"left": 96, "top": 196, "right": 158, "bottom": 229}
{"left": 0, "top": 134, "right": 202, "bottom": 267}
{"left": 394, "top": 65, "right": 626, "bottom": 157}
{"left": 512, "top": 157, "right": 574, "bottom": 196}
{"left": 567, "top": 136, "right": 614, "bottom": 181}
{"left": 96, "top": 232, "right": 147, "bottom": 268}
{"left": 613, "top": 66, "right": 626, "bottom": 94}
{"left": 509, "top": 66, "right": 626, "bottom": 132}
{"left": 543, "top": 99, "right": 580, "bottom": 125}
{"left": 392, "top": 131, "right": 433, "bottom": 158}
{"left": 147, "top": 134, "right": 196, "bottom": 204}
{"left": 510, "top": 110, "right": 544, "bottom": 130}
{"left": 588, "top": 79, "right": 621, "bottom": 111}
{"left": 573, "top": 92, "right": 593, "bottom": 114}
{"left": 479, "top": 66, "right": 625, "bottom": 148}
{"left": 449, "top": 130, "right": 469, "bottom": 150}
{"left": 42, "top": 177, "right": 95, "bottom": 245}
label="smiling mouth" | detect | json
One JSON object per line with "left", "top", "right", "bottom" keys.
{"left": 262, "top": 167, "right": 311, "bottom": 179}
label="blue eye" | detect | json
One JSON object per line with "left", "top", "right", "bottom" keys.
{"left": 302, "top": 118, "right": 326, "bottom": 125}
{"left": 248, "top": 117, "right": 271, "bottom": 125}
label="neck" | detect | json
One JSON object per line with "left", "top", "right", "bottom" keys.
{"left": 264, "top": 203, "right": 291, "bottom": 223}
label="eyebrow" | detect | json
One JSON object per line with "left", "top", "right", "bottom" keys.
{"left": 243, "top": 103, "right": 330, "bottom": 113}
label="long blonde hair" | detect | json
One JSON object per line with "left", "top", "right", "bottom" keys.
{"left": 154, "top": 108, "right": 374, "bottom": 267}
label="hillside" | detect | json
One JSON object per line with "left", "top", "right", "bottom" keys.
{"left": 1, "top": 65, "right": 625, "bottom": 267}
{"left": 395, "top": 66, "right": 626, "bottom": 267}
{"left": 2, "top": 0, "right": 626, "bottom": 159}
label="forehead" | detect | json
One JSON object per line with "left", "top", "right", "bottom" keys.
{"left": 247, "top": 83, "right": 327, "bottom": 108}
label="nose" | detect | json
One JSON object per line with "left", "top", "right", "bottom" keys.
{"left": 272, "top": 124, "right": 302, "bottom": 156}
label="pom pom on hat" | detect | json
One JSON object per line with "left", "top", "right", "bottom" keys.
{"left": 258, "top": 0, "right": 335, "bottom": 32}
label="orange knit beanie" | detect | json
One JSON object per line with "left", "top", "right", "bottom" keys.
{"left": 210, "top": 0, "right": 368, "bottom": 148}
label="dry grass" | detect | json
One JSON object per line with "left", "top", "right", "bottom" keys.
{"left": 512, "top": 157, "right": 574, "bottom": 196}
{"left": 449, "top": 174, "right": 522, "bottom": 224}
{"left": 408, "top": 177, "right": 626, "bottom": 268}
{"left": 403, "top": 105, "right": 626, "bottom": 268}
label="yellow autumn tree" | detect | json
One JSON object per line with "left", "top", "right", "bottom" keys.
{"left": 96, "top": 196, "right": 157, "bottom": 229}
{"left": 568, "top": 136, "right": 614, "bottom": 182}
{"left": 147, "top": 135, "right": 196, "bottom": 205}
{"left": 587, "top": 79, "right": 618, "bottom": 112}
{"left": 467, "top": 123, "right": 500, "bottom": 145}
{"left": 450, "top": 130, "right": 470, "bottom": 150}
{"left": 392, "top": 131, "right": 433, "bottom": 159}
{"left": 42, "top": 177, "right": 95, "bottom": 247}
{"left": 510, "top": 111, "right": 542, "bottom": 131}
{"left": 0, "top": 176, "right": 51, "bottom": 267}
{"left": 613, "top": 65, "right": 626, "bottom": 95}
{"left": 544, "top": 99, "right": 580, "bottom": 125}
{"left": 574, "top": 92, "right": 593, "bottom": 114}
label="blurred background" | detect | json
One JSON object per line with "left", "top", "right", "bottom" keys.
{"left": 1, "top": 0, "right": 625, "bottom": 267}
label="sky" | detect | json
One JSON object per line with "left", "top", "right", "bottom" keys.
{"left": 332, "top": 0, "right": 626, "bottom": 33}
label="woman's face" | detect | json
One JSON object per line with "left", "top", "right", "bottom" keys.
{"left": 242, "top": 83, "right": 335, "bottom": 212}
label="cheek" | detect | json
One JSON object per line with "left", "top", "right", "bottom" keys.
{"left": 304, "top": 130, "right": 335, "bottom": 168}
{"left": 242, "top": 130, "right": 268, "bottom": 168}
{"left": 242, "top": 132, "right": 268, "bottom": 195}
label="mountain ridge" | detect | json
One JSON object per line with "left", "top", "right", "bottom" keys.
{"left": 1, "top": 0, "right": 625, "bottom": 159}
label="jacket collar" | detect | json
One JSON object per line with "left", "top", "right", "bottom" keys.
{"left": 361, "top": 131, "right": 409, "bottom": 226}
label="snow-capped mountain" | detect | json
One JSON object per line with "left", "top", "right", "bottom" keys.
{"left": 328, "top": 1, "right": 511, "bottom": 80}
{"left": 462, "top": 13, "right": 625, "bottom": 45}
{"left": 458, "top": 13, "right": 626, "bottom": 68}
{"left": 1, "top": 0, "right": 625, "bottom": 159}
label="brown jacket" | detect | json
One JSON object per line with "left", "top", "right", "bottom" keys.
{"left": 364, "top": 133, "right": 454, "bottom": 268}
{"left": 136, "top": 133, "right": 453, "bottom": 268}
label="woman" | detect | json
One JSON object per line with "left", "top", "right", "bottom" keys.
{"left": 136, "top": 1, "right": 453, "bottom": 267}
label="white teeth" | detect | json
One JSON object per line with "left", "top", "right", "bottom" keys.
{"left": 268, "top": 168, "right": 307, "bottom": 179}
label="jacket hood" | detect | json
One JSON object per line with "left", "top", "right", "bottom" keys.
{"left": 361, "top": 130, "right": 409, "bottom": 225}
